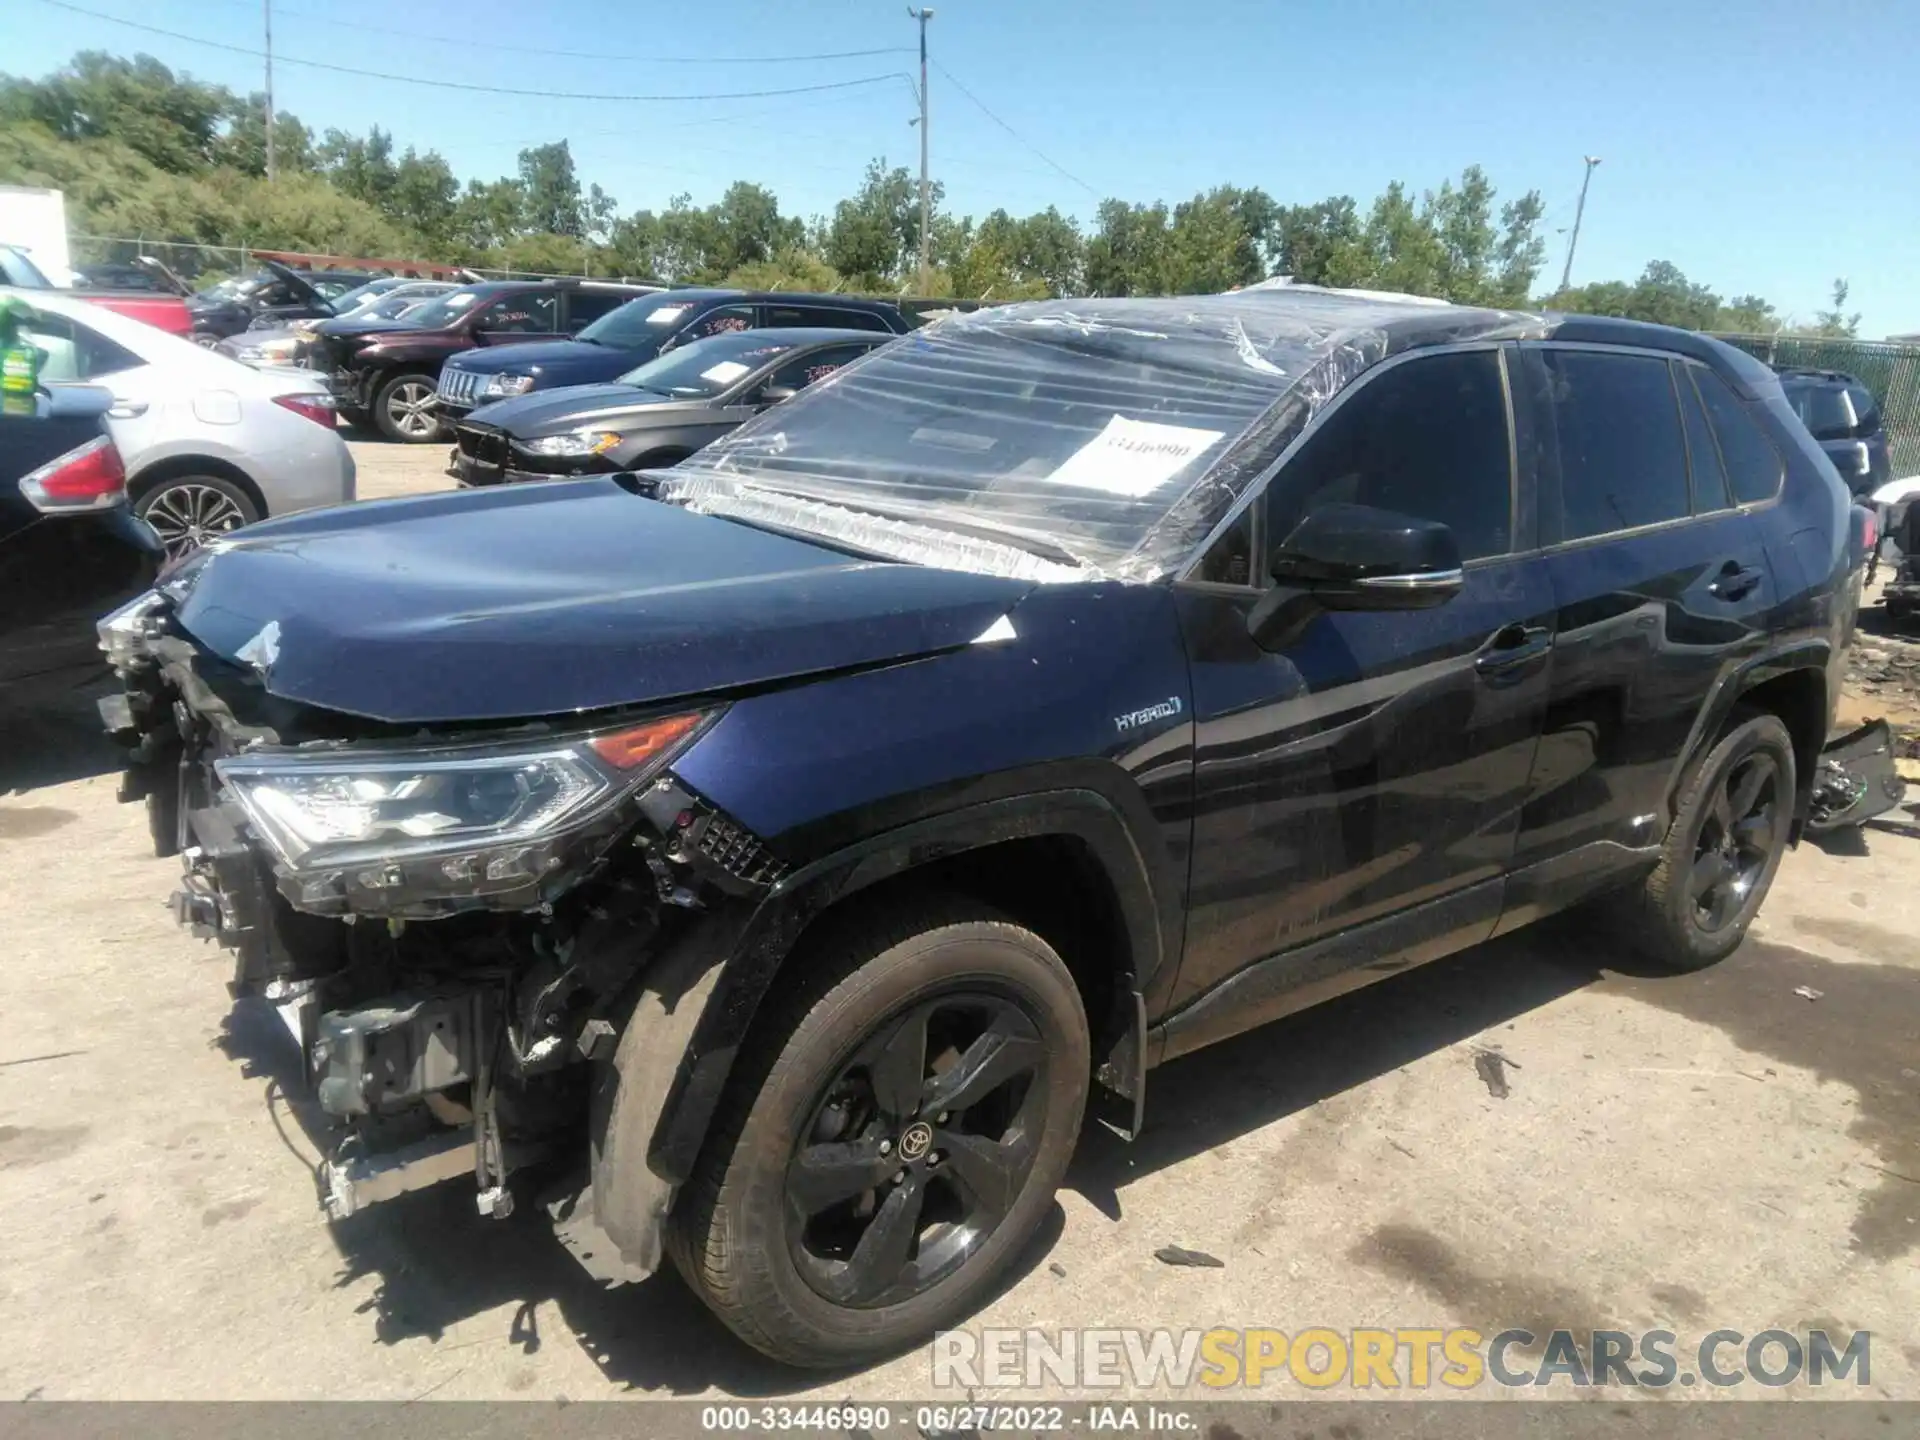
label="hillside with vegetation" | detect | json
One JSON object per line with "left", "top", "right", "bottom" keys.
{"left": 0, "top": 50, "right": 1856, "bottom": 334}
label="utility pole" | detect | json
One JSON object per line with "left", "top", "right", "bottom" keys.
{"left": 263, "top": 0, "right": 276, "bottom": 181}
{"left": 1557, "top": 155, "right": 1600, "bottom": 292}
{"left": 908, "top": 7, "right": 934, "bottom": 295}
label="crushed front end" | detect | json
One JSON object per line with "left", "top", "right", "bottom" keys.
{"left": 98, "top": 587, "right": 783, "bottom": 1232}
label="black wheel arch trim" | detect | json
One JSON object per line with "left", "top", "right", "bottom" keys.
{"left": 1664, "top": 639, "right": 1830, "bottom": 831}
{"left": 641, "top": 786, "right": 1168, "bottom": 1188}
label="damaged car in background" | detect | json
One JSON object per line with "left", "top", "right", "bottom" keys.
{"left": 101, "top": 290, "right": 1887, "bottom": 1367}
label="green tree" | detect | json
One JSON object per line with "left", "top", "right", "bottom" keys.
{"left": 1085, "top": 199, "right": 1172, "bottom": 296}
{"left": 517, "top": 140, "right": 584, "bottom": 238}
{"left": 1812, "top": 278, "right": 1860, "bottom": 338}
{"left": 319, "top": 126, "right": 398, "bottom": 211}
{"left": 388, "top": 148, "right": 459, "bottom": 251}
{"left": 1275, "top": 197, "right": 1371, "bottom": 287}
{"left": 825, "top": 159, "right": 940, "bottom": 286}
{"left": 3, "top": 52, "right": 226, "bottom": 174}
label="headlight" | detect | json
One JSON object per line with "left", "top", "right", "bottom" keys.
{"left": 215, "top": 712, "right": 712, "bottom": 907}
{"left": 484, "top": 373, "right": 537, "bottom": 398}
{"left": 236, "top": 340, "right": 296, "bottom": 364}
{"left": 518, "top": 430, "right": 622, "bottom": 458}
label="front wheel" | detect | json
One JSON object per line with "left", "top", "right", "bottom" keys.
{"left": 1625, "top": 712, "right": 1796, "bottom": 971}
{"left": 668, "top": 902, "right": 1090, "bottom": 1368}
{"left": 373, "top": 371, "right": 443, "bottom": 443}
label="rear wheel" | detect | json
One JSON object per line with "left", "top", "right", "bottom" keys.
{"left": 133, "top": 474, "right": 260, "bottom": 561}
{"left": 373, "top": 371, "right": 442, "bottom": 443}
{"left": 668, "top": 901, "right": 1089, "bottom": 1368}
{"left": 1625, "top": 712, "right": 1796, "bottom": 971}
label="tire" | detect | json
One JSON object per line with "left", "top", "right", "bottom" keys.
{"left": 1623, "top": 711, "right": 1796, "bottom": 971}
{"left": 667, "top": 899, "right": 1090, "bottom": 1368}
{"left": 373, "top": 371, "right": 443, "bottom": 443}
{"left": 189, "top": 330, "right": 221, "bottom": 348}
{"left": 133, "top": 473, "right": 261, "bottom": 562}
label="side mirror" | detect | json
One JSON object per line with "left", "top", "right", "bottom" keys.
{"left": 757, "top": 384, "right": 798, "bottom": 407}
{"left": 1270, "top": 502, "right": 1463, "bottom": 611}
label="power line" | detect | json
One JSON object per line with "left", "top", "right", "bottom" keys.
{"left": 189, "top": 0, "right": 915, "bottom": 65}
{"left": 29, "top": 0, "right": 912, "bottom": 101}
{"left": 931, "top": 59, "right": 1100, "bottom": 199}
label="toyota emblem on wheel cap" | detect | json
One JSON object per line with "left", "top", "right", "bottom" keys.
{"left": 898, "top": 1121, "right": 934, "bottom": 1160}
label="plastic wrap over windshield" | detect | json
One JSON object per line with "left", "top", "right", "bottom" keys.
{"left": 665, "top": 291, "right": 1535, "bottom": 582}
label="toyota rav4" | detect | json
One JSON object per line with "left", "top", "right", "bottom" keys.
{"left": 102, "top": 290, "right": 1859, "bottom": 1368}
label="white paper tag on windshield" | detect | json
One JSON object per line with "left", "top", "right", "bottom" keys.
{"left": 701, "top": 360, "right": 751, "bottom": 384}
{"left": 1042, "top": 415, "right": 1224, "bottom": 498}
{"left": 646, "top": 305, "right": 689, "bottom": 326}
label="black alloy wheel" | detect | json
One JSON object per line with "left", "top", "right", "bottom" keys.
{"left": 1624, "top": 710, "right": 1796, "bottom": 971}
{"left": 661, "top": 903, "right": 1089, "bottom": 1367}
{"left": 1687, "top": 750, "right": 1783, "bottom": 934}
{"left": 785, "top": 989, "right": 1046, "bottom": 1309}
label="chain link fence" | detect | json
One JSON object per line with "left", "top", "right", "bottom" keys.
{"left": 1715, "top": 333, "right": 1920, "bottom": 478}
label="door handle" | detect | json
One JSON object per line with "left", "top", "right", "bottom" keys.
{"left": 108, "top": 400, "right": 149, "bottom": 419}
{"left": 1474, "top": 623, "right": 1552, "bottom": 674}
{"left": 1708, "top": 563, "right": 1763, "bottom": 601}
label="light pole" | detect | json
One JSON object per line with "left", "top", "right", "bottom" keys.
{"left": 1557, "top": 155, "right": 1600, "bottom": 292}
{"left": 262, "top": 0, "right": 277, "bottom": 181}
{"left": 908, "top": 7, "right": 934, "bottom": 295}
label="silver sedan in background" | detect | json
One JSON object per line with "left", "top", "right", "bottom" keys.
{"left": 5, "top": 288, "right": 356, "bottom": 559}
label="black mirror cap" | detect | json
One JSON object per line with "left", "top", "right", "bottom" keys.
{"left": 1271, "top": 502, "right": 1464, "bottom": 610}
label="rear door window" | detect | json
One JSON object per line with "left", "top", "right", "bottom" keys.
{"left": 769, "top": 304, "right": 895, "bottom": 333}
{"left": 1695, "top": 368, "right": 1785, "bottom": 504}
{"left": 564, "top": 290, "right": 628, "bottom": 330}
{"left": 19, "top": 309, "right": 143, "bottom": 383}
{"left": 1540, "top": 349, "right": 1691, "bottom": 542}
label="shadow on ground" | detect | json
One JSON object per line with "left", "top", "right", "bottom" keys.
{"left": 211, "top": 905, "right": 1920, "bottom": 1394}
{"left": 0, "top": 679, "right": 121, "bottom": 795}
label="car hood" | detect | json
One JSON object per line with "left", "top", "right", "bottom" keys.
{"left": 446, "top": 341, "right": 649, "bottom": 382}
{"left": 466, "top": 384, "right": 692, "bottom": 435}
{"left": 314, "top": 315, "right": 427, "bottom": 341}
{"left": 165, "top": 478, "right": 1033, "bottom": 724}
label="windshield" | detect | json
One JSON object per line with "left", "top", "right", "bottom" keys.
{"left": 402, "top": 288, "right": 489, "bottom": 328}
{"left": 324, "top": 278, "right": 404, "bottom": 313}
{"left": 667, "top": 292, "right": 1535, "bottom": 581}
{"left": 579, "top": 295, "right": 717, "bottom": 351}
{"left": 0, "top": 245, "right": 52, "bottom": 288}
{"left": 196, "top": 275, "right": 251, "bottom": 300}
{"left": 619, "top": 331, "right": 798, "bottom": 398}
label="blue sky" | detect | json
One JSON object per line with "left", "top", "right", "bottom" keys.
{"left": 8, "top": 0, "right": 1918, "bottom": 335}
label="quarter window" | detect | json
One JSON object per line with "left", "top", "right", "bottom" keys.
{"left": 564, "top": 291, "right": 628, "bottom": 329}
{"left": 1695, "top": 368, "right": 1785, "bottom": 504}
{"left": 1541, "top": 350, "right": 1691, "bottom": 541}
{"left": 1676, "top": 364, "right": 1731, "bottom": 512}
{"left": 1264, "top": 349, "right": 1514, "bottom": 563}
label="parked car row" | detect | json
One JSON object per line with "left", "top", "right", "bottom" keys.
{"left": 287, "top": 278, "right": 909, "bottom": 444}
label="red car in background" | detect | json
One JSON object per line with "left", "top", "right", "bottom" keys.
{"left": 0, "top": 243, "right": 193, "bottom": 338}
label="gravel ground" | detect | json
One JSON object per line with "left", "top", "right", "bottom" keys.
{"left": 1, "top": 436, "right": 1916, "bottom": 1405}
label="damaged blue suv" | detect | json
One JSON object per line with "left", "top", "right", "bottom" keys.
{"left": 101, "top": 290, "right": 1865, "bottom": 1367}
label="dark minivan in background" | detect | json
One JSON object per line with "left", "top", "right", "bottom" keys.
{"left": 311, "top": 278, "right": 662, "bottom": 442}
{"left": 433, "top": 289, "right": 910, "bottom": 427}
{"left": 1776, "top": 367, "right": 1891, "bottom": 499}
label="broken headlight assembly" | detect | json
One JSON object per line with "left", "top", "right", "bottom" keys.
{"left": 215, "top": 710, "right": 714, "bottom": 915}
